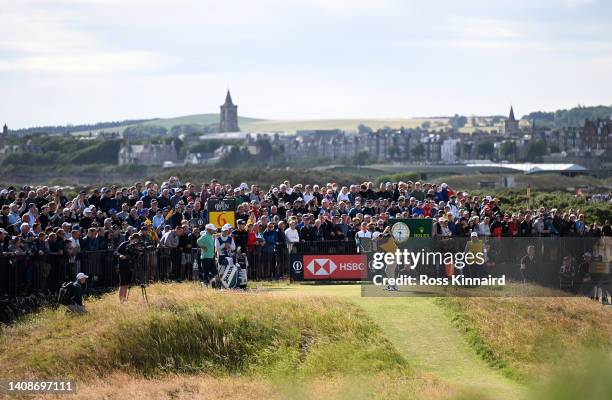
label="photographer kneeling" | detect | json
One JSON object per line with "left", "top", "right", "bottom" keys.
{"left": 67, "top": 273, "right": 88, "bottom": 314}
{"left": 116, "top": 233, "right": 141, "bottom": 303}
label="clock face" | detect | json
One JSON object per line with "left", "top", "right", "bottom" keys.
{"left": 391, "top": 222, "right": 410, "bottom": 242}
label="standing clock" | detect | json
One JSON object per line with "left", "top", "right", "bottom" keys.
{"left": 391, "top": 222, "right": 410, "bottom": 243}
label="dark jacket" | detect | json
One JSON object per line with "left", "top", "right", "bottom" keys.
{"left": 70, "top": 281, "right": 85, "bottom": 306}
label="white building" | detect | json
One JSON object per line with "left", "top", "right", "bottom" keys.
{"left": 441, "top": 138, "right": 461, "bottom": 163}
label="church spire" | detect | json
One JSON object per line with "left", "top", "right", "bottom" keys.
{"left": 224, "top": 90, "right": 234, "bottom": 106}
{"left": 219, "top": 90, "right": 239, "bottom": 132}
{"left": 509, "top": 106, "right": 516, "bottom": 122}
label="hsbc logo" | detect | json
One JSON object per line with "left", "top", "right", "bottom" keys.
{"left": 339, "top": 262, "right": 365, "bottom": 271}
{"left": 306, "top": 258, "right": 337, "bottom": 276}
{"left": 303, "top": 254, "right": 368, "bottom": 280}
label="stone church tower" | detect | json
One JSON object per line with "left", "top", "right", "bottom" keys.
{"left": 504, "top": 106, "right": 520, "bottom": 136}
{"left": 219, "top": 90, "right": 240, "bottom": 132}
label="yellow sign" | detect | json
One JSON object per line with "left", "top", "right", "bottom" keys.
{"left": 209, "top": 211, "right": 236, "bottom": 229}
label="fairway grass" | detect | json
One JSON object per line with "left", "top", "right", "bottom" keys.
{"left": 271, "top": 285, "right": 526, "bottom": 400}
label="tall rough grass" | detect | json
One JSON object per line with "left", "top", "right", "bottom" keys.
{"left": 0, "top": 283, "right": 407, "bottom": 380}
{"left": 437, "top": 296, "right": 612, "bottom": 382}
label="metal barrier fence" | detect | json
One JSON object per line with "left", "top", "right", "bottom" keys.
{"left": 0, "top": 248, "right": 199, "bottom": 299}
{"left": 4, "top": 238, "right": 606, "bottom": 298}
{"left": 1, "top": 241, "right": 355, "bottom": 298}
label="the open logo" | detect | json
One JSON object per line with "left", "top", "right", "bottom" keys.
{"left": 292, "top": 260, "right": 303, "bottom": 272}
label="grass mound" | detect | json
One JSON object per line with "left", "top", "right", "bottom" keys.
{"left": 438, "top": 296, "right": 612, "bottom": 382}
{"left": 0, "top": 283, "right": 407, "bottom": 380}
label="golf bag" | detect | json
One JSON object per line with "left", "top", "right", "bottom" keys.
{"left": 212, "top": 250, "right": 248, "bottom": 290}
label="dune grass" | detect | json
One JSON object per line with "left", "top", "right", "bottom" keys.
{"left": 0, "top": 283, "right": 467, "bottom": 399}
{"left": 528, "top": 352, "right": 612, "bottom": 400}
{"left": 437, "top": 296, "right": 612, "bottom": 382}
{"left": 0, "top": 283, "right": 407, "bottom": 380}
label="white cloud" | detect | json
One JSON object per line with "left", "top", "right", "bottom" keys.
{"left": 1, "top": 0, "right": 611, "bottom": 127}
{"left": 0, "top": 51, "right": 167, "bottom": 73}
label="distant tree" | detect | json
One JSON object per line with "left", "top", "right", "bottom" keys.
{"left": 549, "top": 143, "right": 561, "bottom": 154}
{"left": 462, "top": 142, "right": 473, "bottom": 155}
{"left": 411, "top": 143, "right": 425, "bottom": 158}
{"left": 527, "top": 140, "right": 547, "bottom": 160}
{"left": 476, "top": 141, "right": 495, "bottom": 158}
{"left": 388, "top": 146, "right": 401, "bottom": 159}
{"left": 524, "top": 105, "right": 612, "bottom": 128}
{"left": 352, "top": 150, "right": 371, "bottom": 166}
{"left": 420, "top": 121, "right": 432, "bottom": 129}
{"left": 450, "top": 114, "right": 468, "bottom": 129}
{"left": 500, "top": 141, "right": 517, "bottom": 160}
{"left": 357, "top": 124, "right": 373, "bottom": 134}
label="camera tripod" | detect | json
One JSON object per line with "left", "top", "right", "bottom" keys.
{"left": 126, "top": 282, "right": 149, "bottom": 305}
{"left": 126, "top": 250, "right": 150, "bottom": 305}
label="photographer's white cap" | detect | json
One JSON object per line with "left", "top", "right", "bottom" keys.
{"left": 221, "top": 223, "right": 233, "bottom": 231}
{"left": 205, "top": 223, "right": 217, "bottom": 231}
{"left": 470, "top": 232, "right": 478, "bottom": 237}
{"left": 76, "top": 272, "right": 88, "bottom": 280}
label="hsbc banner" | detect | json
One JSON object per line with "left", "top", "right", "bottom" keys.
{"left": 291, "top": 254, "right": 368, "bottom": 281}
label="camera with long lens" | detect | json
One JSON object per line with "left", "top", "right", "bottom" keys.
{"left": 126, "top": 242, "right": 146, "bottom": 285}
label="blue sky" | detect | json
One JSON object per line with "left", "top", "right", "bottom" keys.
{"left": 1, "top": 0, "right": 611, "bottom": 128}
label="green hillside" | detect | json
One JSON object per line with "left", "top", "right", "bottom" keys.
{"left": 70, "top": 114, "right": 450, "bottom": 135}
{"left": 142, "top": 113, "right": 263, "bottom": 129}
{"left": 240, "top": 117, "right": 449, "bottom": 133}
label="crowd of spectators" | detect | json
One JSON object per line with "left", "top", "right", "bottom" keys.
{"left": 1, "top": 178, "right": 611, "bottom": 270}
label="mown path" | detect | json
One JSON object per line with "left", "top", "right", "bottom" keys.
{"left": 271, "top": 284, "right": 527, "bottom": 400}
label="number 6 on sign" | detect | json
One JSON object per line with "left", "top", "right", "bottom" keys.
{"left": 210, "top": 211, "right": 235, "bottom": 229}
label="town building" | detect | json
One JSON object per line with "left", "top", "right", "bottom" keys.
{"left": 504, "top": 106, "right": 520, "bottom": 135}
{"left": 582, "top": 118, "right": 611, "bottom": 153}
{"left": 118, "top": 141, "right": 179, "bottom": 166}
{"left": 441, "top": 138, "right": 462, "bottom": 163}
{"left": 219, "top": 90, "right": 240, "bottom": 132}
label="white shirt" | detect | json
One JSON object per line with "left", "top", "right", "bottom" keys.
{"left": 357, "top": 230, "right": 373, "bottom": 239}
{"left": 284, "top": 227, "right": 300, "bottom": 243}
{"left": 478, "top": 222, "right": 491, "bottom": 237}
{"left": 337, "top": 193, "right": 350, "bottom": 202}
{"left": 70, "top": 237, "right": 81, "bottom": 250}
{"left": 303, "top": 192, "right": 314, "bottom": 204}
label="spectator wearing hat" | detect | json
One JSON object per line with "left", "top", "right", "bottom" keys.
{"left": 67, "top": 272, "right": 88, "bottom": 314}
{"left": 233, "top": 220, "right": 249, "bottom": 252}
{"left": 215, "top": 224, "right": 236, "bottom": 256}
{"left": 71, "top": 190, "right": 89, "bottom": 214}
